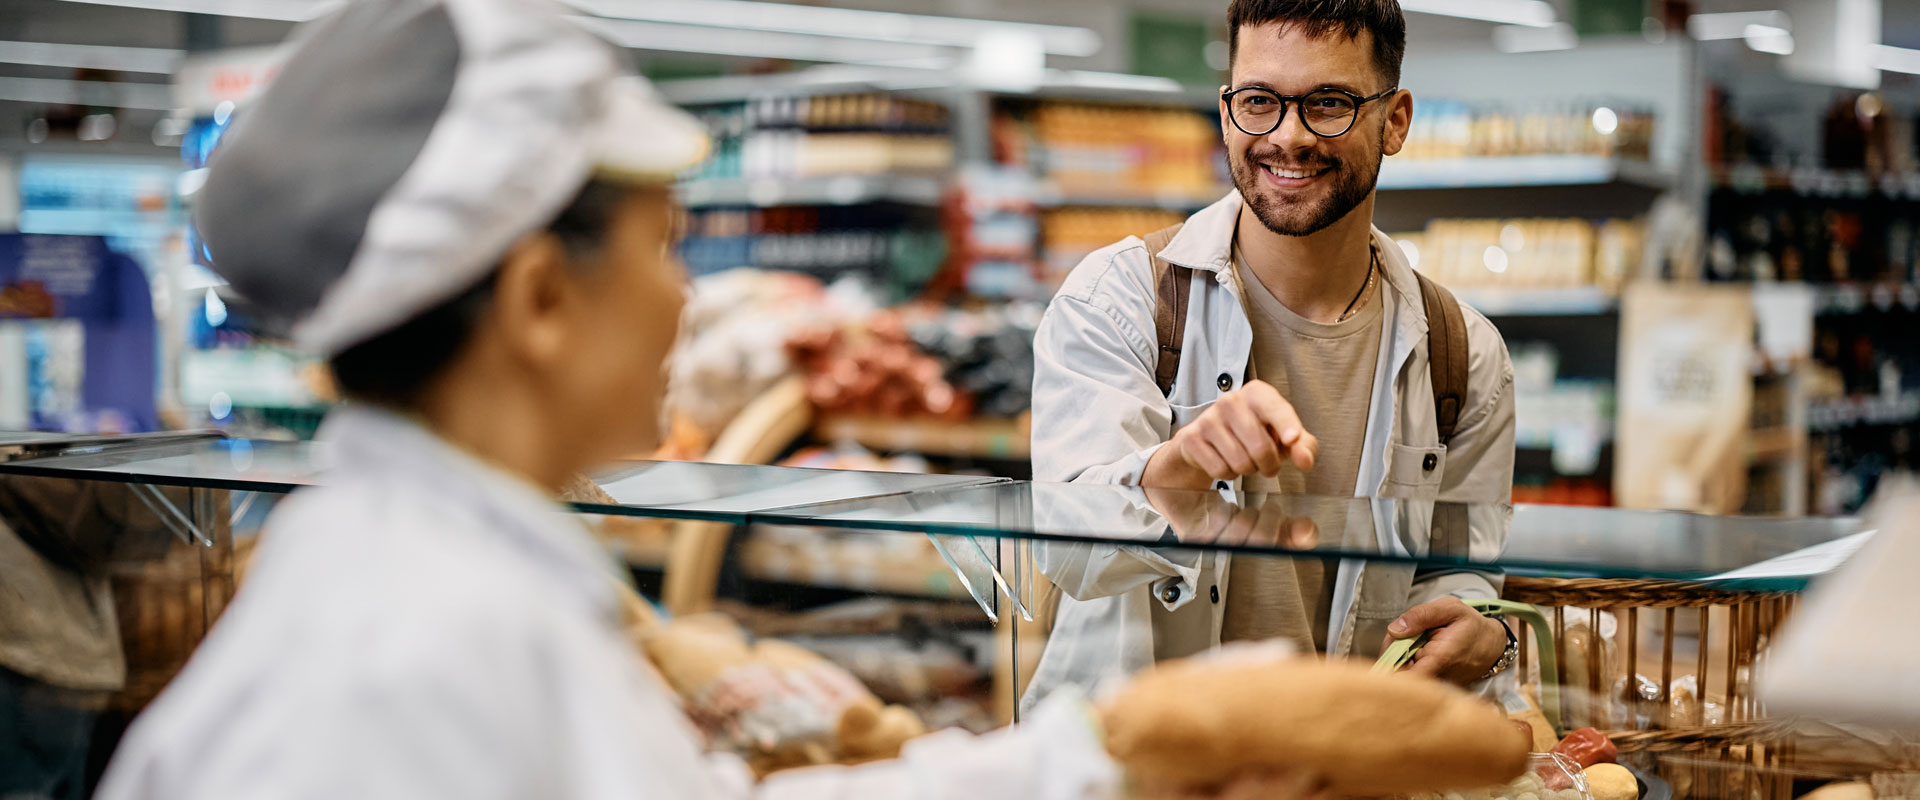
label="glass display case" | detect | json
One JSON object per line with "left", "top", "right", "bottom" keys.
{"left": 0, "top": 432, "right": 1886, "bottom": 798}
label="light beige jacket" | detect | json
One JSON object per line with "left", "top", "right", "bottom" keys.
{"left": 1025, "top": 191, "right": 1516, "bottom": 708}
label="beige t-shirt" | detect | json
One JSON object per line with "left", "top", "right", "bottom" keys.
{"left": 1220, "top": 250, "right": 1384, "bottom": 652}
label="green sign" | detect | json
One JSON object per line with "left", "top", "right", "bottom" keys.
{"left": 1130, "top": 11, "right": 1219, "bottom": 88}
{"left": 1572, "top": 0, "right": 1647, "bottom": 37}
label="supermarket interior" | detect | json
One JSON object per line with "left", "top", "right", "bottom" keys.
{"left": 4, "top": 0, "right": 1920, "bottom": 798}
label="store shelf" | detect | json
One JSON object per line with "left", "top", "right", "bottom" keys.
{"left": 740, "top": 540, "right": 966, "bottom": 599}
{"left": 1813, "top": 283, "right": 1920, "bottom": 314}
{"left": 1808, "top": 391, "right": 1920, "bottom": 433}
{"left": 1747, "top": 427, "right": 1801, "bottom": 462}
{"left": 1713, "top": 165, "right": 1920, "bottom": 200}
{"left": 1452, "top": 287, "right": 1619, "bottom": 316}
{"left": 678, "top": 175, "right": 947, "bottom": 209}
{"left": 815, "top": 415, "right": 1030, "bottom": 460}
{"left": 1032, "top": 184, "right": 1227, "bottom": 211}
{"left": 1378, "top": 156, "right": 1669, "bottom": 191}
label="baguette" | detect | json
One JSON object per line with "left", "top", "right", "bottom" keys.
{"left": 1101, "top": 656, "right": 1530, "bottom": 795}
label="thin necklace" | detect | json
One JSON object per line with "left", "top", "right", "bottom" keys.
{"left": 1337, "top": 247, "right": 1377, "bottom": 323}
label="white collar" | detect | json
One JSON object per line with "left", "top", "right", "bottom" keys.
{"left": 317, "top": 404, "right": 626, "bottom": 612}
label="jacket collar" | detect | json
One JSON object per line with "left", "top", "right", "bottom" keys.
{"left": 318, "top": 404, "right": 626, "bottom": 613}
{"left": 1165, "top": 190, "right": 1429, "bottom": 335}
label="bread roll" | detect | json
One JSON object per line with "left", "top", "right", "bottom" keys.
{"left": 1101, "top": 656, "right": 1531, "bottom": 795}
{"left": 1801, "top": 782, "right": 1875, "bottom": 800}
{"left": 1583, "top": 763, "right": 1637, "bottom": 800}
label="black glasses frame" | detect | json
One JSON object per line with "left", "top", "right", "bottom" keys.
{"left": 1220, "top": 86, "right": 1400, "bottom": 138}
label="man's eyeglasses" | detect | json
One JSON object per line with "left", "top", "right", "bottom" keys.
{"left": 1220, "top": 86, "right": 1399, "bottom": 139}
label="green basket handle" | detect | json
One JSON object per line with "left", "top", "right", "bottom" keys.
{"left": 1373, "top": 598, "right": 1561, "bottom": 734}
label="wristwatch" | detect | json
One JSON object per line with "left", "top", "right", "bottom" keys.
{"left": 1480, "top": 619, "right": 1519, "bottom": 681}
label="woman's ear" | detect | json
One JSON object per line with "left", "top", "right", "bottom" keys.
{"left": 488, "top": 230, "right": 577, "bottom": 366}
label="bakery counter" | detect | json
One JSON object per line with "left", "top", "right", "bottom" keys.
{"left": 0, "top": 433, "right": 1886, "bottom": 798}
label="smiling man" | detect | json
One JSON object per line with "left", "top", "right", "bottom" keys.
{"left": 1030, "top": 0, "right": 1519, "bottom": 685}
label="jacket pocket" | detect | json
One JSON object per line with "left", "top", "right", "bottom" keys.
{"left": 1168, "top": 400, "right": 1214, "bottom": 435}
{"left": 1383, "top": 443, "right": 1447, "bottom": 497}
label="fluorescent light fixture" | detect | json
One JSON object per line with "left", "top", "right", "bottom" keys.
{"left": 1874, "top": 44, "right": 1920, "bottom": 75}
{"left": 56, "top": 0, "right": 336, "bottom": 21}
{"left": 576, "top": 17, "right": 950, "bottom": 65}
{"left": 563, "top": 0, "right": 1100, "bottom": 57}
{"left": 1744, "top": 24, "right": 1795, "bottom": 56}
{"left": 0, "top": 76, "right": 172, "bottom": 110}
{"left": 0, "top": 40, "right": 185, "bottom": 73}
{"left": 1402, "top": 0, "right": 1556, "bottom": 28}
{"left": 1688, "top": 11, "right": 1790, "bottom": 41}
{"left": 1493, "top": 22, "right": 1577, "bottom": 53}
{"left": 1044, "top": 70, "right": 1184, "bottom": 94}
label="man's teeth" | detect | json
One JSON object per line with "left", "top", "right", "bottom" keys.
{"left": 1263, "top": 164, "right": 1319, "bottom": 179}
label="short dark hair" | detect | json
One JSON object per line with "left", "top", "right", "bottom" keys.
{"left": 1226, "top": 0, "right": 1406, "bottom": 88}
{"left": 328, "top": 179, "right": 630, "bottom": 408}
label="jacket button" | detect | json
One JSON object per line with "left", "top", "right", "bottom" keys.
{"left": 1210, "top": 585, "right": 1221, "bottom": 604}
{"left": 1217, "top": 373, "right": 1233, "bottom": 391}
{"left": 1161, "top": 585, "right": 1182, "bottom": 604}
{"left": 1423, "top": 453, "right": 1439, "bottom": 472}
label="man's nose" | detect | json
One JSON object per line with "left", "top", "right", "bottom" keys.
{"left": 1265, "top": 103, "right": 1319, "bottom": 152}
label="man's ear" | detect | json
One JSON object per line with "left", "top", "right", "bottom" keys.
{"left": 1219, "top": 84, "right": 1234, "bottom": 146}
{"left": 1382, "top": 89, "right": 1414, "bottom": 157}
{"left": 489, "top": 230, "right": 575, "bottom": 365}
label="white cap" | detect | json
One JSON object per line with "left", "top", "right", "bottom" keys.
{"left": 195, "top": 0, "right": 709, "bottom": 356}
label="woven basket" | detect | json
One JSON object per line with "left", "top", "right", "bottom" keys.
{"left": 1500, "top": 577, "right": 1848, "bottom": 798}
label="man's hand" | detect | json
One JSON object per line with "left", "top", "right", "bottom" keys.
{"left": 1143, "top": 488, "right": 1320, "bottom": 549}
{"left": 1380, "top": 597, "right": 1510, "bottom": 687}
{"left": 1135, "top": 770, "right": 1332, "bottom": 800}
{"left": 1143, "top": 380, "right": 1319, "bottom": 490}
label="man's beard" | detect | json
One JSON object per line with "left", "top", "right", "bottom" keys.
{"left": 1230, "top": 136, "right": 1382, "bottom": 237}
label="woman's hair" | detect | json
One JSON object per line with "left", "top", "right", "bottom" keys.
{"left": 327, "top": 179, "right": 630, "bottom": 407}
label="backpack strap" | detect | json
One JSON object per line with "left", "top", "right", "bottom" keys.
{"left": 1144, "top": 224, "right": 1189, "bottom": 398}
{"left": 1415, "top": 271, "right": 1470, "bottom": 447}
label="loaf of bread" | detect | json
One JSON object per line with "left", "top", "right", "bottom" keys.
{"left": 1101, "top": 655, "right": 1530, "bottom": 795}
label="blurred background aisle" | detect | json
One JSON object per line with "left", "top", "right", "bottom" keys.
{"left": 1, "top": 0, "right": 1918, "bottom": 518}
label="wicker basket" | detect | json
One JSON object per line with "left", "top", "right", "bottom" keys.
{"left": 1499, "top": 576, "right": 1853, "bottom": 797}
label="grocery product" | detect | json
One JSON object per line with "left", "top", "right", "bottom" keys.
{"left": 1550, "top": 728, "right": 1618, "bottom": 769}
{"left": 1399, "top": 99, "right": 1654, "bottom": 162}
{"left": 1406, "top": 753, "right": 1594, "bottom": 800}
{"left": 636, "top": 613, "right": 926, "bottom": 775}
{"left": 1393, "top": 218, "right": 1643, "bottom": 292}
{"left": 1040, "top": 207, "right": 1187, "bottom": 287}
{"left": 998, "top": 101, "right": 1222, "bottom": 199}
{"left": 684, "top": 94, "right": 953, "bottom": 182}
{"left": 1580, "top": 764, "right": 1636, "bottom": 800}
{"left": 1100, "top": 649, "right": 1530, "bottom": 795}
{"left": 788, "top": 313, "right": 970, "bottom": 420}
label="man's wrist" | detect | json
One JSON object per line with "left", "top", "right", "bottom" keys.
{"left": 1478, "top": 617, "right": 1518, "bottom": 681}
{"left": 1143, "top": 441, "right": 1211, "bottom": 490}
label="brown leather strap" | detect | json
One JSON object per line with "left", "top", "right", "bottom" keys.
{"left": 1144, "top": 224, "right": 1188, "bottom": 398}
{"left": 1416, "top": 271, "right": 1470, "bottom": 446}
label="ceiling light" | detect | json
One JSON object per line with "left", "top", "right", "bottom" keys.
{"left": 1874, "top": 44, "right": 1920, "bottom": 75}
{"left": 575, "top": 17, "right": 950, "bottom": 65}
{"left": 1591, "top": 107, "right": 1619, "bottom": 135}
{"left": 0, "top": 40, "right": 185, "bottom": 73}
{"left": 1044, "top": 70, "right": 1185, "bottom": 94}
{"left": 562, "top": 0, "right": 1100, "bottom": 57}
{"left": 1402, "top": 0, "right": 1556, "bottom": 28}
{"left": 1493, "top": 23, "right": 1577, "bottom": 53}
{"left": 1744, "top": 25, "right": 1795, "bottom": 56}
{"left": 58, "top": 0, "right": 335, "bottom": 21}
{"left": 1688, "top": 11, "right": 1790, "bottom": 41}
